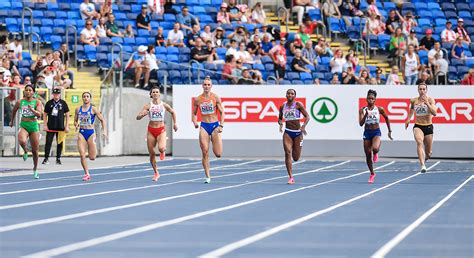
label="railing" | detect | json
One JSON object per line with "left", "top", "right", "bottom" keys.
{"left": 65, "top": 25, "right": 78, "bottom": 68}
{"left": 277, "top": 6, "right": 289, "bottom": 34}
{"left": 316, "top": 22, "right": 327, "bottom": 40}
{"left": 1, "top": 87, "right": 20, "bottom": 155}
{"left": 30, "top": 32, "right": 41, "bottom": 56}
{"left": 188, "top": 60, "right": 202, "bottom": 84}
{"left": 21, "top": 7, "right": 33, "bottom": 53}
{"left": 355, "top": 39, "right": 367, "bottom": 67}
{"left": 435, "top": 71, "right": 448, "bottom": 85}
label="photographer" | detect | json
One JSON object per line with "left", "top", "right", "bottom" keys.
{"left": 227, "top": 26, "right": 248, "bottom": 45}
{"left": 342, "top": 66, "right": 357, "bottom": 84}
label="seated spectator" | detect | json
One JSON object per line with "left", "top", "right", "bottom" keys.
{"left": 261, "top": 34, "right": 273, "bottom": 55}
{"left": 80, "top": 20, "right": 99, "bottom": 46}
{"left": 451, "top": 37, "right": 465, "bottom": 60}
{"left": 303, "top": 17, "right": 323, "bottom": 36}
{"left": 166, "top": 22, "right": 185, "bottom": 47}
{"left": 407, "top": 29, "right": 419, "bottom": 50}
{"left": 340, "top": 0, "right": 363, "bottom": 19}
{"left": 420, "top": 29, "right": 435, "bottom": 51}
{"left": 302, "top": 40, "right": 318, "bottom": 65}
{"left": 235, "top": 41, "right": 255, "bottom": 64}
{"left": 226, "top": 40, "right": 238, "bottom": 57}
{"left": 96, "top": 18, "right": 108, "bottom": 38}
{"left": 323, "top": 0, "right": 342, "bottom": 30}
{"left": 205, "top": 40, "right": 220, "bottom": 63}
{"left": 164, "top": 0, "right": 178, "bottom": 15}
{"left": 291, "top": 49, "right": 311, "bottom": 73}
{"left": 177, "top": 6, "right": 199, "bottom": 34}
{"left": 23, "top": 75, "right": 32, "bottom": 85}
{"left": 315, "top": 37, "right": 333, "bottom": 57}
{"left": 375, "top": 67, "right": 385, "bottom": 84}
{"left": 455, "top": 18, "right": 471, "bottom": 44}
{"left": 260, "top": 24, "right": 274, "bottom": 40}
{"left": 251, "top": 2, "right": 266, "bottom": 24}
{"left": 289, "top": 34, "right": 304, "bottom": 56}
{"left": 269, "top": 37, "right": 287, "bottom": 81}
{"left": 385, "top": 65, "right": 401, "bottom": 85}
{"left": 364, "top": 14, "right": 385, "bottom": 36}
{"left": 155, "top": 27, "right": 165, "bottom": 46}
{"left": 397, "top": 10, "right": 417, "bottom": 36}
{"left": 212, "top": 27, "right": 225, "bottom": 48}
{"left": 136, "top": 4, "right": 152, "bottom": 31}
{"left": 50, "top": 60, "right": 72, "bottom": 89}
{"left": 187, "top": 24, "right": 201, "bottom": 48}
{"left": 222, "top": 54, "right": 236, "bottom": 81}
{"left": 385, "top": 9, "right": 400, "bottom": 35}
{"left": 80, "top": 0, "right": 100, "bottom": 20}
{"left": 8, "top": 36, "right": 22, "bottom": 62}
{"left": 346, "top": 49, "right": 359, "bottom": 70}
{"left": 0, "top": 58, "right": 15, "bottom": 79}
{"left": 231, "top": 59, "right": 244, "bottom": 84}
{"left": 124, "top": 24, "right": 135, "bottom": 38}
{"left": 434, "top": 53, "right": 448, "bottom": 85}
{"left": 330, "top": 49, "right": 346, "bottom": 74}
{"left": 293, "top": 0, "right": 318, "bottom": 25}
{"left": 330, "top": 73, "right": 340, "bottom": 84}
{"left": 31, "top": 55, "right": 47, "bottom": 81}
{"left": 247, "top": 35, "right": 262, "bottom": 58}
{"left": 359, "top": 68, "right": 371, "bottom": 83}
{"left": 57, "top": 45, "right": 74, "bottom": 88}
{"left": 461, "top": 68, "right": 474, "bottom": 85}
{"left": 367, "top": 0, "right": 380, "bottom": 17}
{"left": 239, "top": 5, "right": 251, "bottom": 24}
{"left": 227, "top": 26, "right": 248, "bottom": 45}
{"left": 148, "top": 0, "right": 164, "bottom": 15}
{"left": 200, "top": 25, "right": 213, "bottom": 44}
{"left": 441, "top": 21, "right": 456, "bottom": 43}
{"left": 217, "top": 3, "right": 231, "bottom": 24}
{"left": 401, "top": 44, "right": 420, "bottom": 85}
{"left": 106, "top": 14, "right": 124, "bottom": 38}
{"left": 99, "top": 0, "right": 113, "bottom": 18}
{"left": 416, "top": 70, "right": 434, "bottom": 85}
{"left": 342, "top": 66, "right": 357, "bottom": 84}
{"left": 238, "top": 68, "right": 255, "bottom": 84}
{"left": 298, "top": 24, "right": 311, "bottom": 45}
{"left": 388, "top": 28, "right": 406, "bottom": 58}
{"left": 145, "top": 45, "right": 159, "bottom": 89}
{"left": 0, "top": 35, "right": 8, "bottom": 58}
{"left": 368, "top": 77, "right": 377, "bottom": 85}
{"left": 428, "top": 42, "right": 443, "bottom": 67}
{"left": 227, "top": 0, "right": 242, "bottom": 22}
{"left": 191, "top": 38, "right": 211, "bottom": 63}
{"left": 133, "top": 45, "right": 150, "bottom": 88}
{"left": 252, "top": 70, "right": 264, "bottom": 84}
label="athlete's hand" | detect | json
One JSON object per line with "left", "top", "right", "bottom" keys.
{"left": 193, "top": 121, "right": 199, "bottom": 129}
{"left": 216, "top": 126, "right": 223, "bottom": 133}
{"left": 65, "top": 126, "right": 70, "bottom": 133}
{"left": 9, "top": 121, "right": 13, "bottom": 127}
{"left": 44, "top": 124, "right": 49, "bottom": 131}
{"left": 173, "top": 123, "right": 178, "bottom": 132}
{"left": 405, "top": 120, "right": 410, "bottom": 130}
{"left": 388, "top": 131, "right": 393, "bottom": 140}
{"left": 102, "top": 129, "right": 108, "bottom": 142}
{"left": 301, "top": 125, "right": 307, "bottom": 136}
{"left": 279, "top": 123, "right": 283, "bottom": 133}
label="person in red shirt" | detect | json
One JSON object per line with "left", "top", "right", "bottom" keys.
{"left": 461, "top": 68, "right": 474, "bottom": 85}
{"left": 269, "top": 37, "right": 287, "bottom": 81}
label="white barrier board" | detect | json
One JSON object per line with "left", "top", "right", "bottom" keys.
{"left": 173, "top": 85, "right": 474, "bottom": 142}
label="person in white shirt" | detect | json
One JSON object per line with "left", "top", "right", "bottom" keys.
{"left": 96, "top": 17, "right": 108, "bottom": 38}
{"left": 8, "top": 37, "right": 23, "bottom": 61}
{"left": 80, "top": 0, "right": 101, "bottom": 20}
{"left": 434, "top": 53, "right": 448, "bottom": 85}
{"left": 226, "top": 39, "right": 238, "bottom": 57}
{"left": 385, "top": 65, "right": 401, "bottom": 85}
{"left": 330, "top": 49, "right": 346, "bottom": 74}
{"left": 251, "top": 2, "right": 266, "bottom": 24}
{"left": 441, "top": 21, "right": 457, "bottom": 43}
{"left": 235, "top": 41, "right": 254, "bottom": 64}
{"left": 80, "top": 20, "right": 99, "bottom": 46}
{"left": 166, "top": 22, "right": 184, "bottom": 47}
{"left": 428, "top": 41, "right": 443, "bottom": 67}
{"left": 148, "top": 0, "right": 163, "bottom": 15}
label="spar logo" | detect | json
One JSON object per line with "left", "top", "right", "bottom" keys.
{"left": 194, "top": 98, "right": 306, "bottom": 122}
{"left": 358, "top": 98, "right": 474, "bottom": 123}
{"left": 310, "top": 97, "right": 338, "bottom": 123}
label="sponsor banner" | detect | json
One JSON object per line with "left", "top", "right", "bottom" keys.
{"left": 173, "top": 85, "right": 474, "bottom": 141}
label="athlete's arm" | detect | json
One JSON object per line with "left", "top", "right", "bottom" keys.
{"left": 164, "top": 103, "right": 178, "bottom": 132}
{"left": 43, "top": 107, "right": 49, "bottom": 131}
{"left": 215, "top": 95, "right": 225, "bottom": 132}
{"left": 426, "top": 97, "right": 437, "bottom": 116}
{"left": 379, "top": 107, "right": 393, "bottom": 140}
{"left": 64, "top": 111, "right": 70, "bottom": 133}
{"left": 297, "top": 102, "right": 310, "bottom": 135}
{"left": 93, "top": 107, "right": 107, "bottom": 139}
{"left": 192, "top": 97, "right": 199, "bottom": 128}
{"left": 34, "top": 100, "right": 44, "bottom": 119}
{"left": 74, "top": 107, "right": 79, "bottom": 130}
{"left": 359, "top": 108, "right": 368, "bottom": 127}
{"left": 9, "top": 101, "right": 20, "bottom": 127}
{"left": 278, "top": 104, "right": 284, "bottom": 133}
{"left": 136, "top": 104, "right": 150, "bottom": 120}
{"left": 405, "top": 98, "right": 415, "bottom": 129}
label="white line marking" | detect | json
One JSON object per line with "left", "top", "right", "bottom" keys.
{"left": 371, "top": 178, "right": 472, "bottom": 258}
{"left": 0, "top": 160, "right": 206, "bottom": 186}
{"left": 21, "top": 161, "right": 392, "bottom": 258}
{"left": 0, "top": 160, "right": 262, "bottom": 210}
{"left": 0, "top": 160, "right": 256, "bottom": 196}
{"left": 198, "top": 161, "right": 439, "bottom": 258}
{"left": 0, "top": 160, "right": 310, "bottom": 232}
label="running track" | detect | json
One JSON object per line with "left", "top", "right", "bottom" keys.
{"left": 0, "top": 158, "right": 472, "bottom": 258}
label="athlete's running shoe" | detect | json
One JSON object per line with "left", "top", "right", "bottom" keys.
{"left": 368, "top": 174, "right": 376, "bottom": 184}
{"left": 160, "top": 152, "right": 165, "bottom": 160}
{"left": 33, "top": 170, "right": 39, "bottom": 179}
{"left": 373, "top": 153, "right": 379, "bottom": 163}
{"left": 152, "top": 174, "right": 160, "bottom": 181}
{"left": 421, "top": 165, "right": 427, "bottom": 173}
{"left": 82, "top": 174, "right": 91, "bottom": 181}
{"left": 205, "top": 177, "right": 211, "bottom": 184}
{"left": 287, "top": 177, "right": 295, "bottom": 185}
{"left": 42, "top": 158, "right": 49, "bottom": 165}
{"left": 22, "top": 152, "right": 28, "bottom": 161}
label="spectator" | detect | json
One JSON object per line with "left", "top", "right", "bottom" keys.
{"left": 323, "top": 0, "right": 342, "bottom": 29}
{"left": 238, "top": 5, "right": 251, "bottom": 24}
{"left": 217, "top": 3, "right": 231, "bottom": 24}
{"left": 124, "top": 24, "right": 135, "bottom": 38}
{"left": 441, "top": 21, "right": 456, "bottom": 43}
{"left": 8, "top": 36, "right": 22, "bottom": 62}
{"left": 428, "top": 41, "right": 443, "bottom": 67}
{"left": 136, "top": 4, "right": 152, "bottom": 31}
{"left": 251, "top": 2, "right": 266, "bottom": 24}
{"left": 289, "top": 34, "right": 304, "bottom": 56}
{"left": 247, "top": 35, "right": 262, "bottom": 58}
{"left": 269, "top": 37, "right": 287, "bottom": 81}
{"left": 80, "top": 0, "right": 100, "bottom": 20}
{"left": 235, "top": 41, "right": 255, "bottom": 64}
{"left": 57, "top": 45, "right": 74, "bottom": 88}
{"left": 315, "top": 37, "right": 333, "bottom": 57}
{"left": 407, "top": 29, "right": 419, "bottom": 50}
{"left": 148, "top": 0, "right": 164, "bottom": 14}
{"left": 177, "top": 6, "right": 199, "bottom": 34}
{"left": 293, "top": 0, "right": 318, "bottom": 25}
{"left": 200, "top": 25, "right": 213, "bottom": 44}
{"left": 164, "top": 0, "right": 178, "bottom": 15}
{"left": 166, "top": 22, "right": 185, "bottom": 47}
{"left": 261, "top": 34, "right": 273, "bottom": 55}
{"left": 252, "top": 70, "right": 264, "bottom": 84}
{"left": 368, "top": 77, "right": 378, "bottom": 85}
{"left": 191, "top": 38, "right": 211, "bottom": 63}
{"left": 461, "top": 68, "right": 474, "bottom": 85}
{"left": 342, "top": 67, "right": 357, "bottom": 84}
{"left": 303, "top": 17, "right": 323, "bottom": 36}
{"left": 365, "top": 14, "right": 385, "bottom": 36}
{"left": 451, "top": 36, "right": 465, "bottom": 60}
{"left": 291, "top": 49, "right": 311, "bottom": 73}
{"left": 145, "top": 45, "right": 159, "bottom": 89}
{"left": 330, "top": 73, "right": 340, "bottom": 84}
{"left": 388, "top": 27, "right": 406, "bottom": 59}
{"left": 260, "top": 24, "right": 274, "bottom": 40}
{"left": 419, "top": 29, "right": 435, "bottom": 50}
{"left": 227, "top": 0, "right": 242, "bottom": 22}
{"left": 212, "top": 27, "right": 225, "bottom": 48}
{"left": 205, "top": 40, "right": 220, "bottom": 63}
{"left": 385, "top": 65, "right": 401, "bottom": 85}
{"left": 31, "top": 55, "right": 47, "bottom": 81}
{"left": 0, "top": 35, "right": 8, "bottom": 58}
{"left": 51, "top": 60, "right": 72, "bottom": 89}
{"left": 298, "top": 24, "right": 310, "bottom": 44}
{"left": 302, "top": 40, "right": 318, "bottom": 65}
{"left": 96, "top": 17, "right": 108, "bottom": 38}
{"left": 359, "top": 68, "right": 371, "bottom": 83}
{"left": 99, "top": 0, "right": 113, "bottom": 18}
{"left": 187, "top": 24, "right": 201, "bottom": 48}
{"left": 81, "top": 20, "right": 99, "bottom": 46}
{"left": 397, "top": 10, "right": 417, "bottom": 36}
{"left": 226, "top": 39, "right": 238, "bottom": 57}
{"left": 313, "top": 78, "right": 321, "bottom": 85}
{"left": 106, "top": 14, "right": 124, "bottom": 38}
{"left": 45, "top": 52, "right": 54, "bottom": 65}
{"left": 330, "top": 49, "right": 346, "bottom": 74}
{"left": 23, "top": 76, "right": 32, "bottom": 85}
{"left": 346, "top": 49, "right": 359, "bottom": 70}
{"left": 367, "top": 0, "right": 381, "bottom": 17}
{"left": 222, "top": 54, "right": 236, "bottom": 81}
{"left": 231, "top": 59, "right": 244, "bottom": 84}
{"left": 455, "top": 18, "right": 471, "bottom": 44}
{"left": 238, "top": 68, "right": 254, "bottom": 84}
{"left": 375, "top": 68, "right": 385, "bottom": 84}
{"left": 434, "top": 53, "right": 448, "bottom": 85}
{"left": 155, "top": 27, "right": 165, "bottom": 46}
{"left": 402, "top": 44, "right": 420, "bottom": 85}
{"left": 133, "top": 45, "right": 150, "bottom": 88}
{"left": 340, "top": 0, "right": 363, "bottom": 19}
{"left": 227, "top": 26, "right": 248, "bottom": 45}
{"left": 385, "top": 9, "right": 400, "bottom": 35}
{"left": 416, "top": 70, "right": 434, "bottom": 85}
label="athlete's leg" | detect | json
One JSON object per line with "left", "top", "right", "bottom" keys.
{"left": 157, "top": 129, "right": 167, "bottom": 160}
{"left": 199, "top": 128, "right": 211, "bottom": 179}
{"left": 283, "top": 133, "right": 294, "bottom": 178}
{"left": 77, "top": 134, "right": 89, "bottom": 176}
{"left": 413, "top": 128, "right": 426, "bottom": 166}
{"left": 291, "top": 135, "right": 303, "bottom": 162}
{"left": 29, "top": 132, "right": 40, "bottom": 172}
{"left": 423, "top": 134, "right": 434, "bottom": 161}
{"left": 87, "top": 133, "right": 97, "bottom": 161}
{"left": 364, "top": 140, "right": 374, "bottom": 174}
{"left": 147, "top": 131, "right": 159, "bottom": 180}
{"left": 210, "top": 129, "right": 222, "bottom": 158}
{"left": 372, "top": 135, "right": 381, "bottom": 162}
{"left": 18, "top": 128, "right": 29, "bottom": 153}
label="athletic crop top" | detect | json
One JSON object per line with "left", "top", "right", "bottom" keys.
{"left": 78, "top": 105, "right": 96, "bottom": 126}
{"left": 149, "top": 101, "right": 165, "bottom": 122}
{"left": 19, "top": 99, "right": 37, "bottom": 119}
{"left": 283, "top": 102, "right": 301, "bottom": 121}
{"left": 414, "top": 102, "right": 430, "bottom": 117}
{"left": 364, "top": 106, "right": 380, "bottom": 125}
{"left": 199, "top": 94, "right": 216, "bottom": 116}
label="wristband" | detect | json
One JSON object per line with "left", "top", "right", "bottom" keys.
{"left": 219, "top": 125, "right": 224, "bottom": 128}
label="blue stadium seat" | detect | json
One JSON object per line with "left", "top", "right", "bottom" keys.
{"left": 123, "top": 37, "right": 135, "bottom": 46}
{"left": 22, "top": 52, "right": 32, "bottom": 61}
{"left": 0, "top": 2, "right": 11, "bottom": 9}
{"left": 97, "top": 45, "right": 108, "bottom": 54}
{"left": 167, "top": 47, "right": 179, "bottom": 55}
{"left": 300, "top": 72, "right": 312, "bottom": 81}
{"left": 84, "top": 45, "right": 97, "bottom": 61}
{"left": 456, "top": 3, "right": 470, "bottom": 12}
{"left": 99, "top": 37, "right": 112, "bottom": 46}
{"left": 111, "top": 37, "right": 124, "bottom": 44}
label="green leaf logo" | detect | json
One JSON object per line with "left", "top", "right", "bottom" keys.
{"left": 311, "top": 97, "right": 338, "bottom": 123}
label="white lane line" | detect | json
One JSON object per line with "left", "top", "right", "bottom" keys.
{"left": 0, "top": 160, "right": 327, "bottom": 233}
{"left": 21, "top": 161, "right": 392, "bottom": 258}
{"left": 0, "top": 160, "right": 259, "bottom": 196}
{"left": 198, "top": 161, "right": 440, "bottom": 258}
{"left": 0, "top": 160, "right": 206, "bottom": 186}
{"left": 0, "top": 160, "right": 262, "bottom": 210}
{"left": 371, "top": 178, "right": 472, "bottom": 257}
